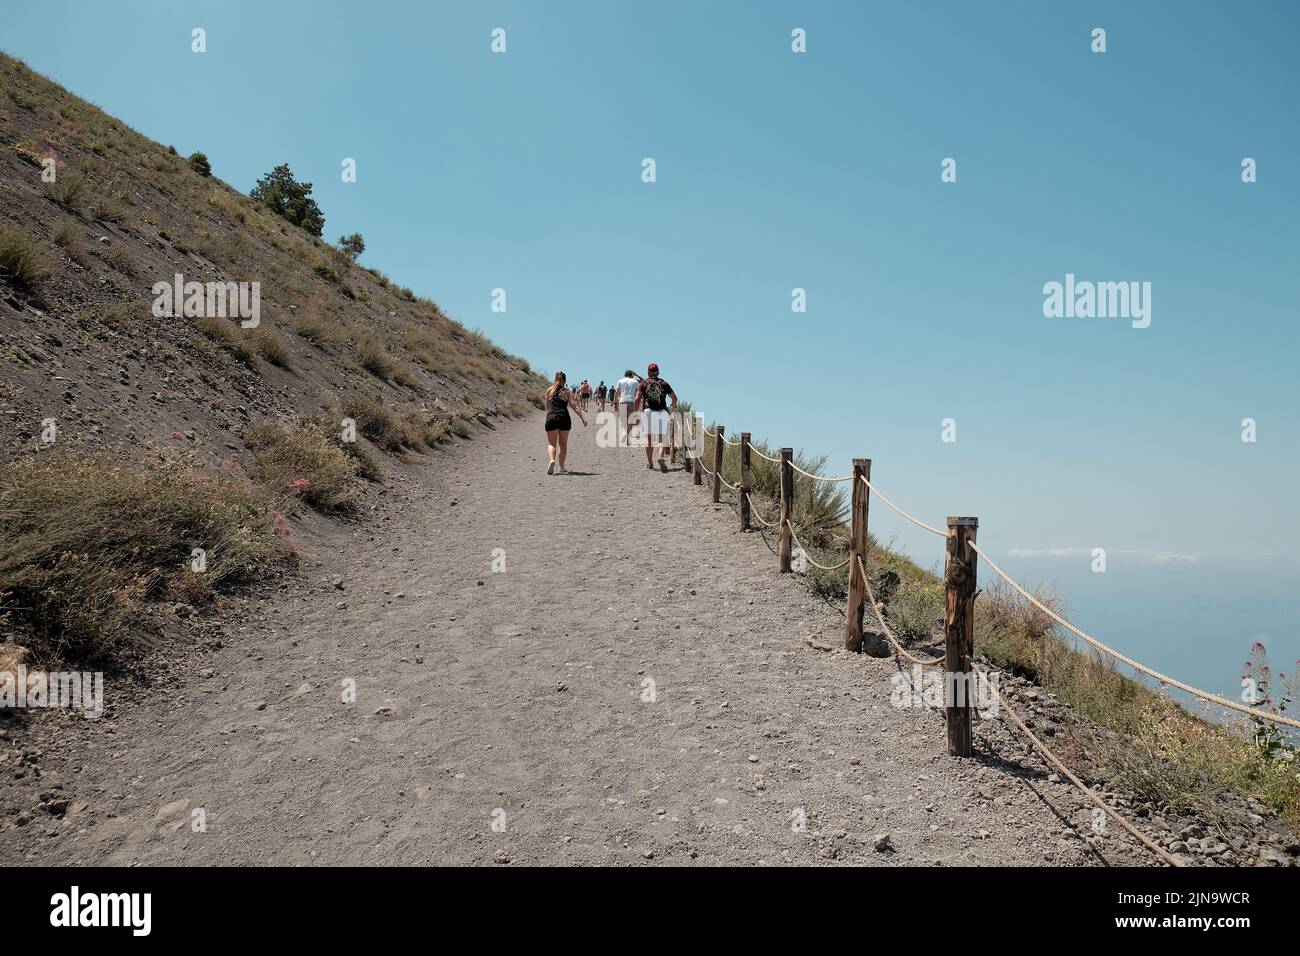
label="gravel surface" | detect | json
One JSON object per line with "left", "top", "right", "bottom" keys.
{"left": 0, "top": 415, "right": 1191, "bottom": 865}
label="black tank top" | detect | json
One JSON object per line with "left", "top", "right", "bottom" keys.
{"left": 547, "top": 388, "right": 568, "bottom": 414}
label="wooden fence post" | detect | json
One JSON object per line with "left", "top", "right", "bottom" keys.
{"left": 668, "top": 412, "right": 676, "bottom": 464}
{"left": 944, "top": 516, "right": 979, "bottom": 757}
{"left": 844, "top": 458, "right": 886, "bottom": 655}
{"left": 778, "top": 448, "right": 794, "bottom": 572}
{"left": 711, "top": 426, "right": 725, "bottom": 503}
{"left": 692, "top": 414, "right": 704, "bottom": 485}
{"left": 739, "top": 432, "right": 752, "bottom": 530}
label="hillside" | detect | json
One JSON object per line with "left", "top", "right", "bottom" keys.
{"left": 0, "top": 54, "right": 541, "bottom": 455}
{"left": 0, "top": 52, "right": 545, "bottom": 663}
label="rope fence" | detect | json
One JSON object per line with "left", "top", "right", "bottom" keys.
{"left": 675, "top": 412, "right": 1291, "bottom": 866}
{"left": 969, "top": 541, "right": 1300, "bottom": 730}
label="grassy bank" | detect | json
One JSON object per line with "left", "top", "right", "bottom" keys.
{"left": 0, "top": 447, "right": 287, "bottom": 664}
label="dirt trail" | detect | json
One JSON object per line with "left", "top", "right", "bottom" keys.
{"left": 2, "top": 414, "right": 1153, "bottom": 866}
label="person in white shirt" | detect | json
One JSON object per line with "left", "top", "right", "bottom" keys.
{"left": 614, "top": 370, "right": 641, "bottom": 447}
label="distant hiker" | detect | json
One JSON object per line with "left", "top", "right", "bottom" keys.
{"left": 596, "top": 381, "right": 607, "bottom": 412}
{"left": 635, "top": 363, "right": 677, "bottom": 471}
{"left": 614, "top": 369, "right": 641, "bottom": 447}
{"left": 579, "top": 379, "right": 592, "bottom": 411}
{"left": 544, "top": 371, "right": 587, "bottom": 474}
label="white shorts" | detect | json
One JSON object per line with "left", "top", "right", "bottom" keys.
{"left": 641, "top": 409, "right": 670, "bottom": 438}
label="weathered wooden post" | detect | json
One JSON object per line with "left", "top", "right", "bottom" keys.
{"left": 711, "top": 426, "right": 725, "bottom": 503}
{"left": 944, "top": 516, "right": 979, "bottom": 757}
{"left": 844, "top": 459, "right": 886, "bottom": 655}
{"left": 739, "top": 432, "right": 752, "bottom": 531}
{"left": 692, "top": 414, "right": 704, "bottom": 485}
{"left": 778, "top": 448, "right": 794, "bottom": 572}
{"left": 668, "top": 412, "right": 676, "bottom": 464}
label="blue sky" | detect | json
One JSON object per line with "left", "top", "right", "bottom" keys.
{"left": 5, "top": 0, "right": 1299, "bottom": 580}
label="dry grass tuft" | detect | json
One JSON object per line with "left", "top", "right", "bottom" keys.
{"left": 0, "top": 226, "right": 52, "bottom": 292}
{"left": 196, "top": 316, "right": 257, "bottom": 367}
{"left": 243, "top": 420, "right": 358, "bottom": 512}
{"left": 0, "top": 450, "right": 285, "bottom": 663}
{"left": 248, "top": 326, "right": 293, "bottom": 368}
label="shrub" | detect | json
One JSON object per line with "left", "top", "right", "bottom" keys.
{"left": 0, "top": 227, "right": 52, "bottom": 292}
{"left": 196, "top": 316, "right": 257, "bottom": 367}
{"left": 52, "top": 220, "right": 79, "bottom": 248}
{"left": 41, "top": 169, "right": 87, "bottom": 208}
{"left": 289, "top": 307, "right": 340, "bottom": 347}
{"left": 341, "top": 394, "right": 418, "bottom": 453}
{"left": 355, "top": 337, "right": 399, "bottom": 381}
{"left": 87, "top": 185, "right": 127, "bottom": 223}
{"left": 0, "top": 450, "right": 284, "bottom": 663}
{"left": 420, "top": 422, "right": 449, "bottom": 447}
{"left": 341, "top": 441, "right": 382, "bottom": 482}
{"left": 99, "top": 244, "right": 135, "bottom": 276}
{"left": 450, "top": 415, "right": 474, "bottom": 439}
{"left": 337, "top": 232, "right": 365, "bottom": 262}
{"left": 243, "top": 420, "right": 358, "bottom": 512}
{"left": 188, "top": 151, "right": 212, "bottom": 176}
{"left": 312, "top": 261, "right": 341, "bottom": 284}
{"left": 248, "top": 326, "right": 293, "bottom": 368}
{"left": 250, "top": 163, "right": 325, "bottom": 237}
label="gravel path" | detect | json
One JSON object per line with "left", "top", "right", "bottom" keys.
{"left": 2, "top": 414, "right": 1155, "bottom": 866}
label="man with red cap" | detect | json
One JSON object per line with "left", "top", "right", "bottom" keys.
{"left": 634, "top": 362, "right": 677, "bottom": 472}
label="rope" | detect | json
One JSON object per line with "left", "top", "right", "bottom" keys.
{"left": 859, "top": 475, "right": 946, "bottom": 538}
{"left": 785, "top": 520, "right": 851, "bottom": 571}
{"left": 704, "top": 427, "right": 717, "bottom": 438}
{"left": 717, "top": 472, "right": 739, "bottom": 492}
{"left": 966, "top": 541, "right": 1300, "bottom": 730}
{"left": 700, "top": 462, "right": 716, "bottom": 478}
{"left": 722, "top": 434, "right": 742, "bottom": 446}
{"left": 745, "top": 491, "right": 779, "bottom": 528}
{"left": 977, "top": 661, "right": 1181, "bottom": 867}
{"left": 791, "top": 461, "right": 853, "bottom": 482}
{"left": 749, "top": 445, "right": 781, "bottom": 464}
{"left": 856, "top": 555, "right": 945, "bottom": 667}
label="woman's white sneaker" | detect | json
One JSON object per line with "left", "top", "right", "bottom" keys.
{"left": 547, "top": 460, "right": 556, "bottom": 475}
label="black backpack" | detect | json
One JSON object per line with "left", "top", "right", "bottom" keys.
{"left": 642, "top": 378, "right": 669, "bottom": 411}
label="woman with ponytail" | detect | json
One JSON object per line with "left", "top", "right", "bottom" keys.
{"left": 543, "top": 371, "right": 586, "bottom": 474}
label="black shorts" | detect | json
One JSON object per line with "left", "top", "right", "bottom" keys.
{"left": 545, "top": 413, "right": 571, "bottom": 432}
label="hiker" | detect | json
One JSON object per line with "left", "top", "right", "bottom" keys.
{"left": 595, "top": 381, "right": 607, "bottom": 413}
{"left": 613, "top": 369, "right": 641, "bottom": 447}
{"left": 635, "top": 363, "right": 677, "bottom": 471}
{"left": 579, "top": 379, "right": 592, "bottom": 411}
{"left": 543, "top": 371, "right": 586, "bottom": 474}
